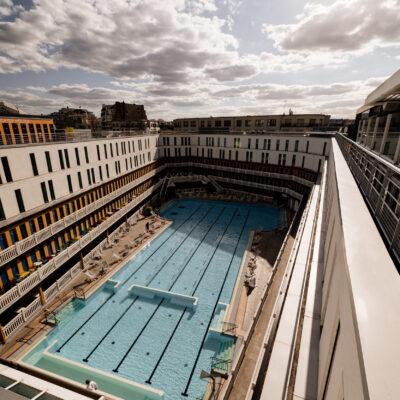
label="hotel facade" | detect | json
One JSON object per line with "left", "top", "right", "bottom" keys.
{"left": 0, "top": 75, "right": 398, "bottom": 400}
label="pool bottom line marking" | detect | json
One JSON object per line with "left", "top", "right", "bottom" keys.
{"left": 181, "top": 209, "right": 251, "bottom": 397}
{"left": 82, "top": 205, "right": 216, "bottom": 363}
{"left": 146, "top": 207, "right": 240, "bottom": 385}
{"left": 109, "top": 206, "right": 228, "bottom": 372}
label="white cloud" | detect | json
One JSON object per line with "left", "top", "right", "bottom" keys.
{"left": 263, "top": 0, "right": 400, "bottom": 54}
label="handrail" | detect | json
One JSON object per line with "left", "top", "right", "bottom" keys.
{"left": 0, "top": 165, "right": 165, "bottom": 268}
{"left": 0, "top": 181, "right": 162, "bottom": 315}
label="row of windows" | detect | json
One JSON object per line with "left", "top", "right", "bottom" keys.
{"left": 0, "top": 161, "right": 160, "bottom": 249}
{"left": 175, "top": 119, "right": 278, "bottom": 128}
{"left": 0, "top": 122, "right": 55, "bottom": 146}
{"left": 162, "top": 136, "right": 327, "bottom": 155}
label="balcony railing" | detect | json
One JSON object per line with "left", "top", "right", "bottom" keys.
{"left": 0, "top": 181, "right": 162, "bottom": 315}
{"left": 0, "top": 165, "right": 166, "bottom": 268}
{"left": 336, "top": 134, "right": 400, "bottom": 265}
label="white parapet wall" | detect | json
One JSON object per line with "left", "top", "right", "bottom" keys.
{"left": 316, "top": 139, "right": 400, "bottom": 399}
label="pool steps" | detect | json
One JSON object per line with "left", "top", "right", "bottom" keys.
{"left": 54, "top": 299, "right": 85, "bottom": 329}
{"left": 128, "top": 284, "right": 198, "bottom": 308}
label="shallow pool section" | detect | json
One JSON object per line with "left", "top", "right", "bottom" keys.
{"left": 22, "top": 199, "right": 283, "bottom": 400}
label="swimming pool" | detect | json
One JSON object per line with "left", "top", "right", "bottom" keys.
{"left": 21, "top": 199, "right": 284, "bottom": 400}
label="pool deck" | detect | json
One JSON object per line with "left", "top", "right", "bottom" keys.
{"left": 225, "top": 230, "right": 294, "bottom": 400}
{"left": 0, "top": 214, "right": 172, "bottom": 360}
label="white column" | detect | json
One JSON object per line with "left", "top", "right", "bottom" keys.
{"left": 379, "top": 114, "right": 392, "bottom": 154}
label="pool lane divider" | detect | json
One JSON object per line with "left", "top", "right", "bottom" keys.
{"left": 145, "top": 207, "right": 240, "bottom": 385}
{"left": 181, "top": 209, "right": 251, "bottom": 397}
{"left": 57, "top": 205, "right": 203, "bottom": 355}
{"left": 81, "top": 205, "right": 216, "bottom": 363}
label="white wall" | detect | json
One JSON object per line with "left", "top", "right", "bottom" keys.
{"left": 0, "top": 135, "right": 158, "bottom": 223}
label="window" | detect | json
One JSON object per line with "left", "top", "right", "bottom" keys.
{"left": 61, "top": 150, "right": 70, "bottom": 170}
{"left": 1, "top": 157, "right": 12, "bottom": 182}
{"left": 99, "top": 166, "right": 103, "bottom": 181}
{"left": 84, "top": 146, "right": 89, "bottom": 163}
{"left": 224, "top": 120, "right": 231, "bottom": 127}
{"left": 306, "top": 141, "right": 309, "bottom": 153}
{"left": 19, "top": 223, "right": 28, "bottom": 239}
{"left": 267, "top": 139, "right": 271, "bottom": 150}
{"left": 302, "top": 156, "right": 305, "bottom": 168}
{"left": 28, "top": 124, "right": 36, "bottom": 143}
{"left": 91, "top": 168, "right": 95, "bottom": 184}
{"left": 29, "top": 153, "right": 38, "bottom": 176}
{"left": 116, "top": 142, "right": 119, "bottom": 156}
{"left": 48, "top": 180, "right": 55, "bottom": 200}
{"left": 236, "top": 120, "right": 242, "bottom": 127}
{"left": 276, "top": 140, "right": 280, "bottom": 151}
{"left": 265, "top": 153, "right": 269, "bottom": 164}
{"left": 292, "top": 154, "right": 296, "bottom": 166}
{"left": 12, "top": 123, "right": 22, "bottom": 143}
{"left": 285, "top": 140, "right": 289, "bottom": 151}
{"left": 110, "top": 143, "right": 113, "bottom": 157}
{"left": 278, "top": 154, "right": 282, "bottom": 165}
{"left": 294, "top": 140, "right": 299, "bottom": 152}
{"left": 248, "top": 139, "right": 251, "bottom": 149}
{"left": 106, "top": 164, "right": 109, "bottom": 178}
{"left": 224, "top": 138, "right": 227, "bottom": 147}
{"left": 0, "top": 199, "right": 5, "bottom": 220}
{"left": 104, "top": 144, "right": 108, "bottom": 159}
{"left": 75, "top": 148, "right": 80, "bottom": 165}
{"left": 58, "top": 150, "right": 65, "bottom": 169}
{"left": 255, "top": 139, "right": 259, "bottom": 149}
{"left": 41, "top": 182, "right": 49, "bottom": 203}
{"left": 87, "top": 169, "right": 91, "bottom": 185}
{"left": 77, "top": 171, "right": 83, "bottom": 189}
{"left": 323, "top": 142, "right": 327, "bottom": 156}
{"left": 67, "top": 175, "right": 73, "bottom": 193}
{"left": 245, "top": 120, "right": 251, "bottom": 127}
{"left": 15, "top": 189, "right": 25, "bottom": 212}
{"left": 215, "top": 120, "right": 221, "bottom": 127}
{"left": 45, "top": 213, "right": 51, "bottom": 226}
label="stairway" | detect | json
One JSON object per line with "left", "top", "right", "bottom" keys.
{"left": 212, "top": 339, "right": 236, "bottom": 373}
{"left": 54, "top": 299, "right": 85, "bottom": 328}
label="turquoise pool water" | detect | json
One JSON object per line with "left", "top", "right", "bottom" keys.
{"left": 22, "top": 199, "right": 284, "bottom": 400}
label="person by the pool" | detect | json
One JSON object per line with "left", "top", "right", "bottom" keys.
{"left": 146, "top": 221, "right": 150, "bottom": 232}
{"left": 86, "top": 379, "right": 98, "bottom": 391}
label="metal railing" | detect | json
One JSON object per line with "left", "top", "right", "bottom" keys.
{"left": 336, "top": 134, "right": 400, "bottom": 266}
{"left": 0, "top": 181, "right": 162, "bottom": 316}
{"left": 0, "top": 165, "right": 165, "bottom": 268}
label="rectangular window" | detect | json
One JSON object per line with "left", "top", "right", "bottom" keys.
{"left": 104, "top": 144, "right": 108, "bottom": 159}
{"left": 19, "top": 223, "right": 28, "bottom": 239}
{"left": 97, "top": 145, "right": 101, "bottom": 160}
{"left": 302, "top": 156, "right": 305, "bottom": 168}
{"left": 110, "top": 143, "right": 113, "bottom": 157}
{"left": 77, "top": 171, "right": 83, "bottom": 189}
{"left": 58, "top": 150, "right": 65, "bottom": 169}
{"left": 255, "top": 139, "right": 259, "bottom": 149}
{"left": 37, "top": 216, "right": 44, "bottom": 230}
{"left": 87, "top": 169, "right": 91, "bottom": 185}
{"left": 75, "top": 148, "right": 80, "bottom": 165}
{"left": 40, "top": 182, "right": 49, "bottom": 203}
{"left": 276, "top": 140, "right": 280, "bottom": 151}
{"left": 91, "top": 168, "right": 95, "bottom": 184}
{"left": 45, "top": 151, "right": 52, "bottom": 172}
{"left": 64, "top": 149, "right": 70, "bottom": 168}
{"left": 12, "top": 123, "right": 22, "bottom": 143}
{"left": 265, "top": 153, "right": 269, "bottom": 164}
{"left": 295, "top": 140, "right": 299, "bottom": 152}
{"left": 292, "top": 154, "right": 296, "bottom": 166}
{"left": 306, "top": 141, "right": 309, "bottom": 153}
{"left": 248, "top": 139, "right": 251, "bottom": 149}
{"left": 67, "top": 175, "right": 73, "bottom": 193}
{"left": 35, "top": 124, "right": 43, "bottom": 142}
{"left": 261, "top": 153, "right": 264, "bottom": 163}
{"left": 267, "top": 139, "right": 271, "bottom": 150}
{"left": 48, "top": 180, "right": 55, "bottom": 200}
{"left": 29, "top": 153, "right": 38, "bottom": 176}
{"left": 0, "top": 199, "right": 5, "bottom": 220}
{"left": 45, "top": 212, "right": 51, "bottom": 225}
{"left": 1, "top": 157, "right": 13, "bottom": 182}
{"left": 15, "top": 189, "right": 25, "bottom": 212}
{"left": 285, "top": 140, "right": 289, "bottom": 151}
{"left": 99, "top": 166, "right": 103, "bottom": 181}
{"left": 116, "top": 143, "right": 119, "bottom": 156}
{"left": 84, "top": 146, "right": 89, "bottom": 163}
{"left": 106, "top": 164, "right": 109, "bottom": 178}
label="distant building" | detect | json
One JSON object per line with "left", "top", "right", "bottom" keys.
{"left": 173, "top": 113, "right": 330, "bottom": 134}
{"left": 147, "top": 120, "right": 160, "bottom": 134}
{"left": 328, "top": 118, "right": 355, "bottom": 132}
{"left": 50, "top": 107, "right": 100, "bottom": 131}
{"left": 0, "top": 101, "right": 23, "bottom": 115}
{"left": 101, "top": 102, "right": 147, "bottom": 131}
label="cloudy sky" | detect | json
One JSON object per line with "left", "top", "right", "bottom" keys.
{"left": 0, "top": 0, "right": 399, "bottom": 119}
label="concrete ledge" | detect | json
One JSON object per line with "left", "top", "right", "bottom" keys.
{"left": 128, "top": 284, "right": 198, "bottom": 308}
{"left": 104, "top": 280, "right": 120, "bottom": 293}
